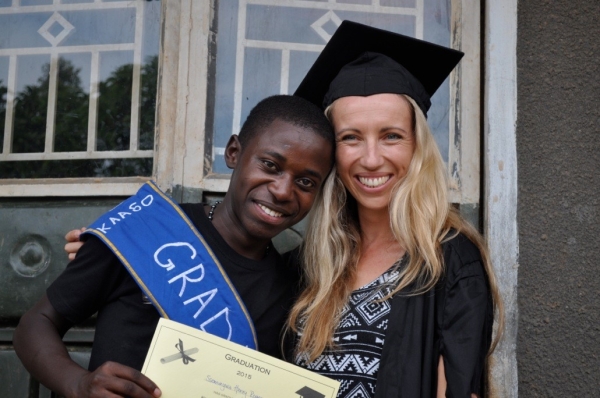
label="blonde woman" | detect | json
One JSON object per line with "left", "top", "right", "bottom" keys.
{"left": 290, "top": 21, "right": 503, "bottom": 397}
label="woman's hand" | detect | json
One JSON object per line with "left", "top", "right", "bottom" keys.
{"left": 437, "top": 356, "right": 446, "bottom": 397}
{"left": 437, "top": 357, "right": 480, "bottom": 398}
{"left": 64, "top": 227, "right": 86, "bottom": 261}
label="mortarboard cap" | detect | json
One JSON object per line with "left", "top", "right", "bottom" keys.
{"left": 294, "top": 20, "right": 464, "bottom": 116}
{"left": 295, "top": 386, "right": 326, "bottom": 398}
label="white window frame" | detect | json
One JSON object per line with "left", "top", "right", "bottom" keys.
{"left": 153, "top": 0, "right": 217, "bottom": 197}
{"left": 448, "top": 0, "right": 481, "bottom": 207}
{"left": 484, "top": 0, "right": 519, "bottom": 394}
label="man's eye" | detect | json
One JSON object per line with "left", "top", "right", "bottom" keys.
{"left": 262, "top": 160, "right": 276, "bottom": 169}
{"left": 297, "top": 178, "right": 315, "bottom": 188}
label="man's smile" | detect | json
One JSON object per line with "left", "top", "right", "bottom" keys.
{"left": 257, "top": 203, "right": 284, "bottom": 218}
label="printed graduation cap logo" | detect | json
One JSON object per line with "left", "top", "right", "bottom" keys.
{"left": 160, "top": 338, "right": 199, "bottom": 365}
{"left": 294, "top": 20, "right": 464, "bottom": 117}
{"left": 296, "top": 386, "right": 326, "bottom": 398}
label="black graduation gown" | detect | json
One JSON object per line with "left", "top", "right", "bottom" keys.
{"left": 374, "top": 233, "right": 494, "bottom": 398}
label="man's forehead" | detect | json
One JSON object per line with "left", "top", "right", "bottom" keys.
{"left": 252, "top": 120, "right": 321, "bottom": 146}
{"left": 263, "top": 119, "right": 313, "bottom": 136}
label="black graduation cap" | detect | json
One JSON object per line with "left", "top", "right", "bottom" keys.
{"left": 294, "top": 20, "right": 464, "bottom": 116}
{"left": 295, "top": 386, "right": 326, "bottom": 398}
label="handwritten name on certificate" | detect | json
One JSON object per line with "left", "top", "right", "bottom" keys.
{"left": 142, "top": 318, "right": 340, "bottom": 398}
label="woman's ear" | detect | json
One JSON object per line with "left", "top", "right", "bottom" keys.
{"left": 224, "top": 135, "right": 242, "bottom": 169}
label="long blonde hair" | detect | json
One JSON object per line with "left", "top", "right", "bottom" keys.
{"left": 287, "top": 95, "right": 504, "bottom": 364}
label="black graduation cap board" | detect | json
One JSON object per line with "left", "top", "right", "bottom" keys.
{"left": 294, "top": 20, "right": 464, "bottom": 116}
{"left": 296, "top": 386, "right": 326, "bottom": 398}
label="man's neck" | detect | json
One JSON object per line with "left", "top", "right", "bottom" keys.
{"left": 206, "top": 200, "right": 270, "bottom": 260}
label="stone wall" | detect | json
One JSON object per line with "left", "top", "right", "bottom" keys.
{"left": 517, "top": 0, "right": 600, "bottom": 395}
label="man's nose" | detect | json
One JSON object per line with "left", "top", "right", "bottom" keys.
{"left": 268, "top": 174, "right": 294, "bottom": 202}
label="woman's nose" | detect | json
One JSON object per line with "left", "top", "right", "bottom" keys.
{"left": 359, "top": 140, "right": 384, "bottom": 169}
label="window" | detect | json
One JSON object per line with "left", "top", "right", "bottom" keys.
{"left": 0, "top": 0, "right": 160, "bottom": 196}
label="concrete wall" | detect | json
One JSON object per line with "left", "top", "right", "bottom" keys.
{"left": 517, "top": 0, "right": 600, "bottom": 395}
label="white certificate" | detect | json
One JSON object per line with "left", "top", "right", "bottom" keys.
{"left": 142, "top": 318, "right": 340, "bottom": 398}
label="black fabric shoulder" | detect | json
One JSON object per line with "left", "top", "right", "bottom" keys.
{"left": 47, "top": 235, "right": 128, "bottom": 325}
{"left": 374, "top": 231, "right": 493, "bottom": 397}
{"left": 179, "top": 202, "right": 205, "bottom": 222}
{"left": 441, "top": 232, "right": 486, "bottom": 284}
{"left": 282, "top": 246, "right": 303, "bottom": 277}
{"left": 439, "top": 232, "right": 492, "bottom": 397}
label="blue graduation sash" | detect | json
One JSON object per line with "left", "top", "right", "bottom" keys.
{"left": 82, "top": 181, "right": 258, "bottom": 350}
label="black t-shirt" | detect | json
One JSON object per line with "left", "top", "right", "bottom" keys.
{"left": 47, "top": 203, "right": 299, "bottom": 371}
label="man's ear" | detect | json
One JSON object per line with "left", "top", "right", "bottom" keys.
{"left": 224, "top": 135, "right": 242, "bottom": 169}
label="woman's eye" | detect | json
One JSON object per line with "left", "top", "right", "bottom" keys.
{"left": 338, "top": 134, "right": 358, "bottom": 142}
{"left": 385, "top": 133, "right": 402, "bottom": 140}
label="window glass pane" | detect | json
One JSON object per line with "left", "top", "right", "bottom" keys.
{"left": 13, "top": 54, "right": 49, "bottom": 154}
{"left": 210, "top": 0, "right": 451, "bottom": 174}
{"left": 0, "top": 0, "right": 160, "bottom": 179}
{"left": 97, "top": 50, "right": 134, "bottom": 151}
{"left": 54, "top": 53, "right": 91, "bottom": 153}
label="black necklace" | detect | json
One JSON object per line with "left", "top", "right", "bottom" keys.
{"left": 208, "top": 201, "right": 270, "bottom": 257}
{"left": 207, "top": 201, "right": 221, "bottom": 221}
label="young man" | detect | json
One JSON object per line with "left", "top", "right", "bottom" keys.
{"left": 13, "top": 95, "right": 334, "bottom": 398}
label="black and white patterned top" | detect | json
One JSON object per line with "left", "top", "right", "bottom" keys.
{"left": 295, "top": 259, "right": 404, "bottom": 398}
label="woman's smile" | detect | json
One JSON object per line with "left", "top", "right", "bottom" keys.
{"left": 356, "top": 174, "right": 391, "bottom": 188}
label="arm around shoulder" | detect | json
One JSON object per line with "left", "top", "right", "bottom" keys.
{"left": 64, "top": 227, "right": 86, "bottom": 261}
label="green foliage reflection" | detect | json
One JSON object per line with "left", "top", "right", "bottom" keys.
{"left": 0, "top": 55, "right": 157, "bottom": 179}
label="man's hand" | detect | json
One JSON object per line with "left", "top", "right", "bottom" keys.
{"left": 64, "top": 227, "right": 86, "bottom": 261}
{"left": 72, "top": 361, "right": 161, "bottom": 398}
{"left": 14, "top": 295, "right": 161, "bottom": 398}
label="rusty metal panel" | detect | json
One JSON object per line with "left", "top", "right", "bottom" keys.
{"left": 0, "top": 348, "right": 31, "bottom": 397}
{"left": 0, "top": 200, "right": 122, "bottom": 319}
{"left": 0, "top": 200, "right": 112, "bottom": 397}
{"left": 0, "top": 346, "right": 90, "bottom": 398}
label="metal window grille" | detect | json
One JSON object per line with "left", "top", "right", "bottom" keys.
{"left": 0, "top": 0, "right": 158, "bottom": 179}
